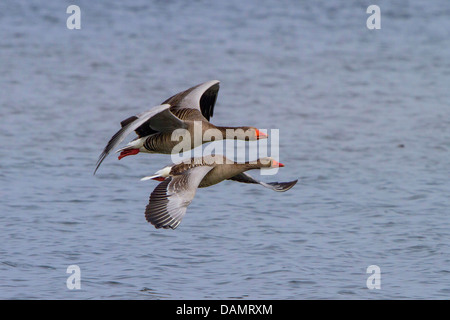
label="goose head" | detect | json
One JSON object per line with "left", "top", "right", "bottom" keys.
{"left": 226, "top": 127, "right": 268, "bottom": 141}
{"left": 257, "top": 157, "right": 285, "bottom": 168}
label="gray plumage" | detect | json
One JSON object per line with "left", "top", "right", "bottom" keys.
{"left": 94, "top": 80, "right": 265, "bottom": 174}
{"left": 144, "top": 156, "right": 297, "bottom": 230}
{"left": 94, "top": 104, "right": 175, "bottom": 174}
{"left": 145, "top": 166, "right": 214, "bottom": 229}
{"left": 228, "top": 172, "right": 298, "bottom": 192}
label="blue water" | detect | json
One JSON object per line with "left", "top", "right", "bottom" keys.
{"left": 1, "top": 0, "right": 449, "bottom": 299}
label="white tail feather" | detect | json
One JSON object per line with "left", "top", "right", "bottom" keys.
{"left": 140, "top": 165, "right": 173, "bottom": 181}
{"left": 140, "top": 175, "right": 160, "bottom": 181}
{"left": 115, "top": 137, "right": 146, "bottom": 153}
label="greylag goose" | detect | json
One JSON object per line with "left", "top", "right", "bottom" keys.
{"left": 94, "top": 80, "right": 268, "bottom": 174}
{"left": 141, "top": 155, "right": 298, "bottom": 229}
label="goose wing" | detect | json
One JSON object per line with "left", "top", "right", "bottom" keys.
{"left": 228, "top": 172, "right": 298, "bottom": 192}
{"left": 162, "top": 80, "right": 220, "bottom": 121}
{"left": 145, "top": 166, "right": 214, "bottom": 229}
{"left": 128, "top": 80, "right": 220, "bottom": 138}
{"left": 94, "top": 104, "right": 186, "bottom": 174}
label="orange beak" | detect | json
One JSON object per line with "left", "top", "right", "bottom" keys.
{"left": 272, "top": 160, "right": 284, "bottom": 167}
{"left": 255, "top": 129, "right": 268, "bottom": 140}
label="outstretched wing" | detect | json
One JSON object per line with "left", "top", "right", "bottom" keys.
{"left": 162, "top": 80, "right": 220, "bottom": 121}
{"left": 133, "top": 80, "right": 220, "bottom": 137}
{"left": 145, "top": 166, "right": 214, "bottom": 229}
{"left": 94, "top": 104, "right": 186, "bottom": 174}
{"left": 228, "top": 172, "right": 298, "bottom": 192}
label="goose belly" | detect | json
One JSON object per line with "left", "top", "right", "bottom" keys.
{"left": 198, "top": 167, "right": 240, "bottom": 188}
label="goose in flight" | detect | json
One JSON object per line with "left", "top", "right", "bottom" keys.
{"left": 141, "top": 155, "right": 298, "bottom": 229}
{"left": 94, "top": 80, "right": 268, "bottom": 174}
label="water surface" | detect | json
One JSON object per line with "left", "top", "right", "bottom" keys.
{"left": 0, "top": 0, "right": 449, "bottom": 299}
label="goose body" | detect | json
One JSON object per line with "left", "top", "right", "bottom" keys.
{"left": 142, "top": 155, "right": 298, "bottom": 229}
{"left": 94, "top": 80, "right": 267, "bottom": 174}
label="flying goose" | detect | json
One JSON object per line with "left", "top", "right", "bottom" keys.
{"left": 141, "top": 155, "right": 298, "bottom": 229}
{"left": 94, "top": 80, "right": 268, "bottom": 174}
